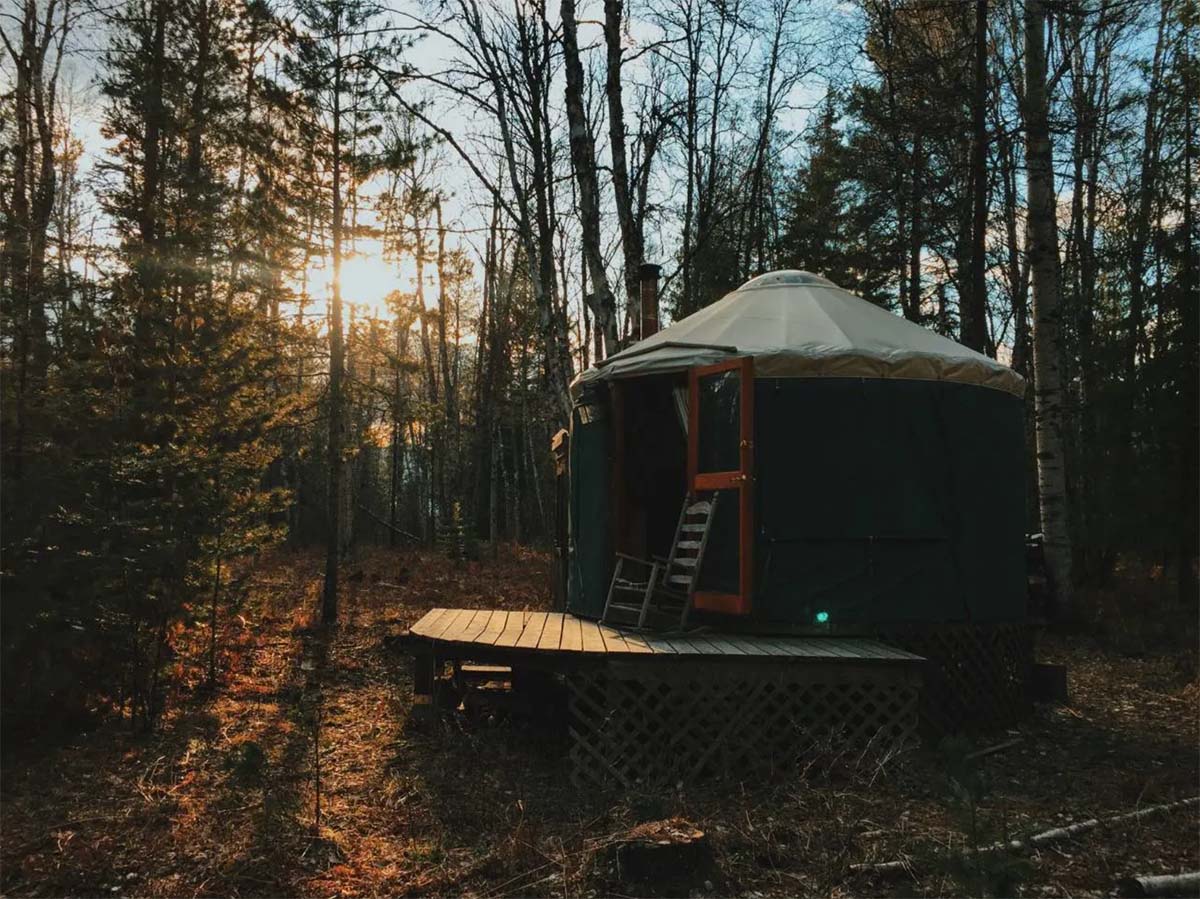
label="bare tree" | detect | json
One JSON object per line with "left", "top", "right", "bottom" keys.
{"left": 602, "top": 0, "right": 640, "bottom": 321}
{"left": 372, "top": 0, "right": 574, "bottom": 418}
{"left": 1, "top": 0, "right": 73, "bottom": 482}
{"left": 1023, "top": 0, "right": 1073, "bottom": 614}
{"left": 961, "top": 0, "right": 989, "bottom": 353}
{"left": 739, "top": 0, "right": 814, "bottom": 279}
{"left": 561, "top": 0, "right": 619, "bottom": 355}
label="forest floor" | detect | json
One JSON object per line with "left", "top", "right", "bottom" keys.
{"left": 2, "top": 547, "right": 1197, "bottom": 898}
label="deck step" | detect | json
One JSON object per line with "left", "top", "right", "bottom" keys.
{"left": 459, "top": 664, "right": 511, "bottom": 677}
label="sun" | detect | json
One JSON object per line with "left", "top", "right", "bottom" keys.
{"left": 338, "top": 250, "right": 404, "bottom": 318}
{"left": 301, "top": 240, "right": 422, "bottom": 321}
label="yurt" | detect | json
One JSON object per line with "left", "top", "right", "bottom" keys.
{"left": 566, "top": 269, "right": 1028, "bottom": 636}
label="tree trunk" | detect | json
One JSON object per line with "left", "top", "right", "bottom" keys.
{"left": 523, "top": 388, "right": 546, "bottom": 536}
{"left": 561, "top": 0, "right": 619, "bottom": 355}
{"left": 681, "top": 4, "right": 700, "bottom": 316}
{"left": 490, "top": 419, "right": 500, "bottom": 559}
{"left": 603, "top": 0, "right": 642, "bottom": 321}
{"left": 138, "top": 0, "right": 167, "bottom": 307}
{"left": 908, "top": 134, "right": 924, "bottom": 322}
{"left": 998, "top": 126, "right": 1030, "bottom": 378}
{"left": 1125, "top": 1, "right": 1168, "bottom": 417}
{"left": 390, "top": 312, "right": 406, "bottom": 548}
{"left": 1024, "top": 0, "right": 1073, "bottom": 616}
{"left": 322, "top": 23, "right": 345, "bottom": 625}
{"left": 5, "top": 0, "right": 35, "bottom": 485}
{"left": 1065, "top": 10, "right": 1110, "bottom": 582}
{"left": 27, "top": 0, "right": 58, "bottom": 386}
{"left": 1178, "top": 25, "right": 1198, "bottom": 605}
{"left": 341, "top": 310, "right": 356, "bottom": 558}
{"left": 434, "top": 198, "right": 456, "bottom": 513}
{"left": 962, "top": 0, "right": 990, "bottom": 353}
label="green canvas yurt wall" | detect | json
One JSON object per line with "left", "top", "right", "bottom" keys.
{"left": 752, "top": 377, "right": 1026, "bottom": 630}
{"left": 567, "top": 385, "right": 612, "bottom": 619}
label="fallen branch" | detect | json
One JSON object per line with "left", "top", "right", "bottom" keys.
{"left": 851, "top": 796, "right": 1200, "bottom": 877}
{"left": 965, "top": 737, "right": 1022, "bottom": 761}
{"left": 1003, "top": 797, "right": 1200, "bottom": 853}
{"left": 1117, "top": 872, "right": 1200, "bottom": 898}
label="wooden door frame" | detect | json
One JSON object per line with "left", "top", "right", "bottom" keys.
{"left": 688, "top": 356, "right": 754, "bottom": 615}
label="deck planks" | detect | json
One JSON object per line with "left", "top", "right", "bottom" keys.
{"left": 464, "top": 610, "right": 497, "bottom": 643}
{"left": 478, "top": 610, "right": 509, "bottom": 645}
{"left": 596, "top": 624, "right": 630, "bottom": 653}
{"left": 560, "top": 615, "right": 584, "bottom": 652}
{"left": 538, "top": 613, "right": 565, "bottom": 651}
{"left": 703, "top": 637, "right": 741, "bottom": 655}
{"left": 494, "top": 611, "right": 535, "bottom": 647}
{"left": 439, "top": 609, "right": 479, "bottom": 642}
{"left": 409, "top": 609, "right": 922, "bottom": 663}
{"left": 514, "top": 612, "right": 549, "bottom": 649}
{"left": 417, "top": 608, "right": 457, "bottom": 639}
{"left": 580, "top": 620, "right": 608, "bottom": 653}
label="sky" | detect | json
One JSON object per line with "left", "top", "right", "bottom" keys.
{"left": 8, "top": 0, "right": 1164, "bottom": 341}
{"left": 20, "top": 0, "right": 841, "bottom": 331}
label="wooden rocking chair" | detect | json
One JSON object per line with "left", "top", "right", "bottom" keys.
{"left": 601, "top": 493, "right": 718, "bottom": 631}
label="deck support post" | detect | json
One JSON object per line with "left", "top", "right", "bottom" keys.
{"left": 410, "top": 646, "right": 437, "bottom": 728}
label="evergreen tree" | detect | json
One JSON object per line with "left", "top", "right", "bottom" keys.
{"left": 283, "top": 0, "right": 408, "bottom": 623}
{"left": 0, "top": 0, "right": 294, "bottom": 731}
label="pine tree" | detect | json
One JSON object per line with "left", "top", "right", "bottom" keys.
{"left": 284, "top": 0, "right": 407, "bottom": 623}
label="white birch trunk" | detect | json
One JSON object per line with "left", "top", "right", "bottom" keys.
{"left": 1024, "top": 0, "right": 1073, "bottom": 614}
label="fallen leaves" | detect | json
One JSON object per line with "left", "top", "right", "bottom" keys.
{"left": 1, "top": 547, "right": 1196, "bottom": 898}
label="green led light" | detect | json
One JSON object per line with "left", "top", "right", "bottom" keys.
{"left": 815, "top": 611, "right": 830, "bottom": 624}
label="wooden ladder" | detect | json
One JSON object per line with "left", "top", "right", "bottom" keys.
{"left": 601, "top": 493, "right": 718, "bottom": 631}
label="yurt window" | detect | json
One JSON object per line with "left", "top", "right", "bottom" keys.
{"left": 672, "top": 386, "right": 688, "bottom": 435}
{"left": 696, "top": 370, "right": 741, "bottom": 474}
{"left": 577, "top": 401, "right": 603, "bottom": 424}
{"left": 574, "top": 385, "right": 606, "bottom": 425}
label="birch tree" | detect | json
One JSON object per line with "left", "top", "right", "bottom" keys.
{"left": 1023, "top": 0, "right": 1073, "bottom": 614}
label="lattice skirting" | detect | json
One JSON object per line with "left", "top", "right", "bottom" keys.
{"left": 881, "top": 622, "right": 1033, "bottom": 736}
{"left": 566, "top": 662, "right": 920, "bottom": 790}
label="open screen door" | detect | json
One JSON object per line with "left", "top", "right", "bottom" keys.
{"left": 688, "top": 357, "right": 754, "bottom": 615}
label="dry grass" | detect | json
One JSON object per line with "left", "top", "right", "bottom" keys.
{"left": 2, "top": 546, "right": 1197, "bottom": 898}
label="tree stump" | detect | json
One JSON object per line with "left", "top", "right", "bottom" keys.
{"left": 606, "top": 818, "right": 717, "bottom": 897}
{"left": 1032, "top": 662, "right": 1069, "bottom": 704}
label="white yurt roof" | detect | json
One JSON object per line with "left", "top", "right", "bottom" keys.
{"left": 573, "top": 270, "right": 1025, "bottom": 398}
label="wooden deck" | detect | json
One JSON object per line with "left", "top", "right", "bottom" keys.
{"left": 401, "top": 608, "right": 927, "bottom": 785}
{"left": 408, "top": 608, "right": 922, "bottom": 663}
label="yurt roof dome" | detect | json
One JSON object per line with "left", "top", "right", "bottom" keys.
{"left": 573, "top": 270, "right": 1025, "bottom": 397}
